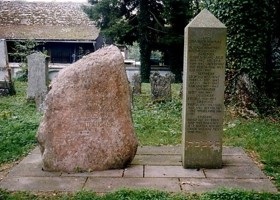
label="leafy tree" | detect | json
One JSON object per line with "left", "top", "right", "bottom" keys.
{"left": 269, "top": 0, "right": 280, "bottom": 101}
{"left": 84, "top": 0, "right": 193, "bottom": 82}
{"left": 138, "top": 0, "right": 167, "bottom": 82}
{"left": 10, "top": 40, "right": 37, "bottom": 63}
{"left": 84, "top": 0, "right": 162, "bottom": 82}
{"left": 161, "top": 0, "right": 193, "bottom": 81}
{"left": 84, "top": 0, "right": 138, "bottom": 45}
{"left": 9, "top": 40, "right": 37, "bottom": 82}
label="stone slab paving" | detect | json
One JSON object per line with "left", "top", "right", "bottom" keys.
{"left": 0, "top": 146, "right": 278, "bottom": 193}
{"left": 145, "top": 166, "right": 205, "bottom": 178}
{"left": 1, "top": 177, "right": 86, "bottom": 192}
{"left": 123, "top": 165, "right": 144, "bottom": 178}
{"left": 84, "top": 177, "right": 181, "bottom": 193}
{"left": 204, "top": 165, "right": 267, "bottom": 179}
{"left": 180, "top": 178, "right": 277, "bottom": 193}
{"left": 132, "top": 154, "right": 182, "bottom": 166}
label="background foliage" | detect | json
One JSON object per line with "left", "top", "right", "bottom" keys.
{"left": 9, "top": 40, "right": 38, "bottom": 82}
{"left": 84, "top": 0, "right": 280, "bottom": 115}
{"left": 84, "top": 0, "right": 193, "bottom": 82}
{"left": 206, "top": 0, "right": 280, "bottom": 114}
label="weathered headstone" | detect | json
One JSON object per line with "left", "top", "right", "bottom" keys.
{"left": 27, "top": 52, "right": 49, "bottom": 111}
{"left": 182, "top": 9, "right": 226, "bottom": 168}
{"left": 0, "top": 39, "right": 8, "bottom": 80}
{"left": 37, "top": 45, "right": 138, "bottom": 172}
{"left": 0, "top": 39, "right": 11, "bottom": 95}
{"left": 166, "top": 72, "right": 176, "bottom": 83}
{"left": 150, "top": 72, "right": 173, "bottom": 102}
{"left": 131, "top": 73, "right": 141, "bottom": 94}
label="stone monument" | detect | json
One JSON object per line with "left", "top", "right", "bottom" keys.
{"left": 150, "top": 72, "right": 173, "bottom": 102}
{"left": 131, "top": 73, "right": 141, "bottom": 95}
{"left": 0, "top": 39, "right": 8, "bottom": 81}
{"left": 182, "top": 9, "right": 226, "bottom": 168}
{"left": 27, "top": 52, "right": 49, "bottom": 108}
{"left": 0, "top": 39, "right": 13, "bottom": 95}
{"left": 37, "top": 45, "right": 138, "bottom": 172}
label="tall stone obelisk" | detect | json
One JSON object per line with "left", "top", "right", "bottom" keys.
{"left": 182, "top": 9, "right": 227, "bottom": 168}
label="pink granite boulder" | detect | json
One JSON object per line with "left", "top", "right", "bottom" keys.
{"left": 37, "top": 45, "right": 138, "bottom": 172}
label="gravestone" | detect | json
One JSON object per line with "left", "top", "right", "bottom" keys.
{"left": 150, "top": 72, "right": 174, "bottom": 102}
{"left": 182, "top": 9, "right": 226, "bottom": 168}
{"left": 37, "top": 45, "right": 138, "bottom": 172}
{"left": 27, "top": 52, "right": 49, "bottom": 111}
{"left": 166, "top": 72, "right": 176, "bottom": 83}
{"left": 0, "top": 39, "right": 8, "bottom": 80}
{"left": 0, "top": 39, "right": 10, "bottom": 95}
{"left": 131, "top": 73, "right": 141, "bottom": 94}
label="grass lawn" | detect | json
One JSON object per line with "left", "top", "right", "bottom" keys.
{"left": 0, "top": 81, "right": 279, "bottom": 199}
{"left": 223, "top": 118, "right": 280, "bottom": 189}
{"left": 133, "top": 83, "right": 182, "bottom": 145}
{"left": 0, "top": 82, "right": 40, "bottom": 164}
{"left": 0, "top": 188, "right": 279, "bottom": 200}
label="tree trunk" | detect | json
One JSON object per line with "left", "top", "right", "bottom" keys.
{"left": 138, "top": 0, "right": 151, "bottom": 83}
{"left": 169, "top": 43, "right": 183, "bottom": 82}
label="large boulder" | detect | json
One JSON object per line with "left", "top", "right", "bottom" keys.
{"left": 37, "top": 45, "right": 138, "bottom": 172}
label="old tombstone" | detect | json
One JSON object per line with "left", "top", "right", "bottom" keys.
{"left": 37, "top": 45, "right": 138, "bottom": 172}
{"left": 131, "top": 73, "right": 141, "bottom": 94}
{"left": 27, "top": 52, "right": 49, "bottom": 111}
{"left": 0, "top": 39, "right": 8, "bottom": 81}
{"left": 166, "top": 72, "right": 176, "bottom": 83}
{"left": 0, "top": 39, "right": 14, "bottom": 95}
{"left": 182, "top": 9, "right": 226, "bottom": 168}
{"left": 150, "top": 72, "right": 174, "bottom": 102}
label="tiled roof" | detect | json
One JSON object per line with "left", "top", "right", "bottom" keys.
{"left": 0, "top": 1, "right": 99, "bottom": 41}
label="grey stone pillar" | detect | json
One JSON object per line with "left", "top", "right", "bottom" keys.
{"left": 182, "top": 9, "right": 227, "bottom": 168}
{"left": 27, "top": 52, "right": 49, "bottom": 111}
{"left": 0, "top": 39, "right": 8, "bottom": 81}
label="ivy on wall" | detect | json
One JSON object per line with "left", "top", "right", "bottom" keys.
{"left": 204, "top": 0, "right": 280, "bottom": 115}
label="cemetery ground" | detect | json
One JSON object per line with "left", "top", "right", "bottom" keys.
{"left": 0, "top": 81, "right": 279, "bottom": 199}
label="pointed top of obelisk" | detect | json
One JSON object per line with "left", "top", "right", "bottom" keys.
{"left": 187, "top": 9, "right": 226, "bottom": 28}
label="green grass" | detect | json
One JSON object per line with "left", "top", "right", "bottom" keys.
{"left": 0, "top": 188, "right": 279, "bottom": 200}
{"left": 0, "top": 82, "right": 279, "bottom": 198}
{"left": 223, "top": 119, "right": 280, "bottom": 189}
{"left": 0, "top": 82, "right": 40, "bottom": 164}
{"left": 133, "top": 84, "right": 182, "bottom": 145}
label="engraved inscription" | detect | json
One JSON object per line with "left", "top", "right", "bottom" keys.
{"left": 185, "top": 141, "right": 221, "bottom": 152}
{"left": 55, "top": 114, "right": 111, "bottom": 145}
{"left": 184, "top": 29, "right": 225, "bottom": 146}
{"left": 186, "top": 116, "right": 222, "bottom": 133}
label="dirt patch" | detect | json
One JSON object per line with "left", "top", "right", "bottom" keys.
{"left": 0, "top": 162, "right": 18, "bottom": 181}
{"left": 247, "top": 150, "right": 264, "bottom": 169}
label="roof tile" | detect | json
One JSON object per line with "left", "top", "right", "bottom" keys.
{"left": 0, "top": 1, "right": 99, "bottom": 41}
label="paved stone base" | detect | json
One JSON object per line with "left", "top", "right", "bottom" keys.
{"left": 0, "top": 146, "right": 278, "bottom": 193}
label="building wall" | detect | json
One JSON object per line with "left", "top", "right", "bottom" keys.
{"left": 7, "top": 41, "right": 97, "bottom": 64}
